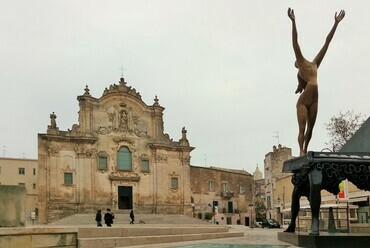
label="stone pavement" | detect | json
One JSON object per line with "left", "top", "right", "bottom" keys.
{"left": 122, "top": 226, "right": 299, "bottom": 248}
{"left": 49, "top": 213, "right": 211, "bottom": 226}
{"left": 45, "top": 214, "right": 298, "bottom": 247}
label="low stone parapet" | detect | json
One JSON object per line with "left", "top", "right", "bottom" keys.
{"left": 0, "top": 225, "right": 243, "bottom": 247}
{"left": 0, "top": 227, "right": 78, "bottom": 248}
{"left": 351, "top": 224, "right": 370, "bottom": 233}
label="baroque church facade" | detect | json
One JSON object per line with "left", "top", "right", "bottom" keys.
{"left": 38, "top": 78, "right": 194, "bottom": 223}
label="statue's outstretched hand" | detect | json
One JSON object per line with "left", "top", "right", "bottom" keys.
{"left": 288, "top": 8, "right": 295, "bottom": 21}
{"left": 335, "top": 10, "right": 345, "bottom": 23}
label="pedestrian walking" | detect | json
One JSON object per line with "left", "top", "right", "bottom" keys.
{"left": 95, "top": 209, "right": 102, "bottom": 227}
{"left": 104, "top": 208, "right": 114, "bottom": 227}
{"left": 130, "top": 209, "right": 135, "bottom": 224}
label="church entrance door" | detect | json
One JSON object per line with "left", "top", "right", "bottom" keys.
{"left": 118, "top": 186, "right": 132, "bottom": 209}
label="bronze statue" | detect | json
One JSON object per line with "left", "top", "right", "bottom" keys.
{"left": 288, "top": 7, "right": 345, "bottom": 156}
{"left": 286, "top": 8, "right": 345, "bottom": 235}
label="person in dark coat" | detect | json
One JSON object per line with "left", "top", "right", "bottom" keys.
{"left": 129, "top": 209, "right": 135, "bottom": 224}
{"left": 104, "top": 208, "right": 114, "bottom": 227}
{"left": 95, "top": 209, "right": 102, "bottom": 227}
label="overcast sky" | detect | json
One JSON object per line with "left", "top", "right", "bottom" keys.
{"left": 1, "top": 0, "right": 369, "bottom": 175}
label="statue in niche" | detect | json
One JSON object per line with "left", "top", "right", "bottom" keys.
{"left": 288, "top": 8, "right": 345, "bottom": 156}
{"left": 108, "top": 112, "right": 116, "bottom": 127}
{"left": 120, "top": 110, "right": 128, "bottom": 130}
{"left": 50, "top": 112, "right": 57, "bottom": 128}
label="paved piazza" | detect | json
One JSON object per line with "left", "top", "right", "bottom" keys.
{"left": 125, "top": 226, "right": 298, "bottom": 248}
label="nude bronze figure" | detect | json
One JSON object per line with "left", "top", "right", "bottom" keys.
{"left": 288, "top": 7, "right": 345, "bottom": 156}
{"left": 285, "top": 8, "right": 345, "bottom": 235}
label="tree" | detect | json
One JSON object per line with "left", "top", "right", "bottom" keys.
{"left": 254, "top": 200, "right": 267, "bottom": 221}
{"left": 325, "top": 110, "right": 366, "bottom": 152}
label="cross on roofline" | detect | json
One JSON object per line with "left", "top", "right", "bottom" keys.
{"left": 118, "top": 66, "right": 126, "bottom": 78}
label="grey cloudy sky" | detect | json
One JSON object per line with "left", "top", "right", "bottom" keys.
{"left": 1, "top": 0, "right": 369, "bottom": 174}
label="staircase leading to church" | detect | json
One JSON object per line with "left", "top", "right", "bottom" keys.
{"left": 47, "top": 213, "right": 244, "bottom": 247}
{"left": 49, "top": 213, "right": 210, "bottom": 225}
{"left": 78, "top": 226, "right": 243, "bottom": 248}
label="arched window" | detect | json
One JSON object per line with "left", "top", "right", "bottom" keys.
{"left": 117, "top": 147, "right": 132, "bottom": 171}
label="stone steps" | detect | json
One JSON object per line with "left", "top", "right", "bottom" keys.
{"left": 78, "top": 226, "right": 244, "bottom": 248}
{"left": 50, "top": 213, "right": 210, "bottom": 225}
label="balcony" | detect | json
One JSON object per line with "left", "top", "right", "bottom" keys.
{"left": 221, "top": 191, "right": 234, "bottom": 198}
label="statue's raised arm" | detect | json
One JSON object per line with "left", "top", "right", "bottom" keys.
{"left": 314, "top": 10, "right": 345, "bottom": 68}
{"left": 288, "top": 8, "right": 304, "bottom": 62}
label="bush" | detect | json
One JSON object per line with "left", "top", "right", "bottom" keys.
{"left": 204, "top": 212, "right": 214, "bottom": 220}
{"left": 197, "top": 213, "right": 202, "bottom": 219}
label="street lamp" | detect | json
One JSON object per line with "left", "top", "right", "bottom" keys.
{"left": 277, "top": 187, "right": 285, "bottom": 225}
{"left": 249, "top": 204, "right": 254, "bottom": 227}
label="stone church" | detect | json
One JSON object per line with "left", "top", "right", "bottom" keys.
{"left": 38, "top": 78, "right": 194, "bottom": 223}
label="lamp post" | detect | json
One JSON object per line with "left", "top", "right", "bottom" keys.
{"left": 249, "top": 204, "right": 254, "bottom": 227}
{"left": 277, "top": 186, "right": 285, "bottom": 225}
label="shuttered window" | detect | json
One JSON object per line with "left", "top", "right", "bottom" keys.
{"left": 209, "top": 181, "right": 214, "bottom": 191}
{"left": 64, "top": 173, "right": 73, "bottom": 185}
{"left": 171, "top": 178, "right": 179, "bottom": 189}
{"left": 117, "top": 147, "right": 132, "bottom": 171}
{"left": 98, "top": 157, "right": 108, "bottom": 170}
{"left": 141, "top": 160, "right": 149, "bottom": 172}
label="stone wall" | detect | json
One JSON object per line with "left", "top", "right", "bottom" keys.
{"left": 0, "top": 185, "right": 26, "bottom": 227}
{"left": 190, "top": 166, "right": 254, "bottom": 220}
{"left": 0, "top": 228, "right": 77, "bottom": 248}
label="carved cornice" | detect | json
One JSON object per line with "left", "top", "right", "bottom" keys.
{"left": 97, "top": 126, "right": 150, "bottom": 139}
{"left": 40, "top": 134, "right": 97, "bottom": 144}
{"left": 113, "top": 137, "right": 134, "bottom": 144}
{"left": 149, "top": 143, "right": 195, "bottom": 152}
{"left": 108, "top": 171, "right": 141, "bottom": 182}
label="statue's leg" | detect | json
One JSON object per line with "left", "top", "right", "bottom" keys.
{"left": 285, "top": 185, "right": 301, "bottom": 232}
{"left": 303, "top": 103, "right": 318, "bottom": 154}
{"left": 308, "top": 166, "right": 322, "bottom": 235}
{"left": 296, "top": 103, "right": 307, "bottom": 156}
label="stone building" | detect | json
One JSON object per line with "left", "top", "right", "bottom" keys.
{"left": 253, "top": 165, "right": 265, "bottom": 202}
{"left": 190, "top": 166, "right": 254, "bottom": 225}
{"left": 253, "top": 165, "right": 266, "bottom": 221}
{"left": 0, "top": 157, "right": 38, "bottom": 224}
{"left": 264, "top": 144, "right": 293, "bottom": 220}
{"left": 253, "top": 164, "right": 263, "bottom": 181}
{"left": 38, "top": 78, "right": 194, "bottom": 223}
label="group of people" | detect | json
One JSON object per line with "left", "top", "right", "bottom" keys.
{"left": 95, "top": 208, "right": 114, "bottom": 227}
{"left": 95, "top": 209, "right": 135, "bottom": 227}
